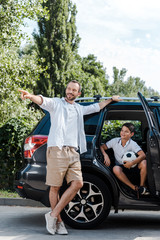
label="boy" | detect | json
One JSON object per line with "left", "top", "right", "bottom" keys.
{"left": 100, "top": 122, "right": 149, "bottom": 196}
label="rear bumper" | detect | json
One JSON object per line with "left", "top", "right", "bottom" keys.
{"left": 14, "top": 182, "right": 27, "bottom": 198}
{"left": 14, "top": 181, "right": 50, "bottom": 207}
{"left": 14, "top": 163, "right": 49, "bottom": 206}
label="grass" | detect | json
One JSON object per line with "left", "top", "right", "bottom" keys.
{"left": 0, "top": 189, "right": 20, "bottom": 198}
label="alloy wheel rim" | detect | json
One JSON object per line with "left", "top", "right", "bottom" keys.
{"left": 64, "top": 181, "right": 104, "bottom": 223}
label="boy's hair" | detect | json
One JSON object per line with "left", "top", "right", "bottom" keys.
{"left": 122, "top": 122, "right": 135, "bottom": 133}
{"left": 67, "top": 80, "right": 82, "bottom": 92}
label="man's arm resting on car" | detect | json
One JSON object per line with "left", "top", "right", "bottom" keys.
{"left": 98, "top": 95, "right": 120, "bottom": 110}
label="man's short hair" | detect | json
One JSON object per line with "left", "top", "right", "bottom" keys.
{"left": 67, "top": 80, "right": 82, "bottom": 92}
{"left": 122, "top": 122, "right": 135, "bottom": 133}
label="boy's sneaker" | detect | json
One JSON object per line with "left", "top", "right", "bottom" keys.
{"left": 56, "top": 221, "right": 68, "bottom": 235}
{"left": 138, "top": 186, "right": 150, "bottom": 196}
{"left": 45, "top": 212, "right": 57, "bottom": 235}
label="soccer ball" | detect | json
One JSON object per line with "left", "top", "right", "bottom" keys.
{"left": 121, "top": 151, "right": 137, "bottom": 168}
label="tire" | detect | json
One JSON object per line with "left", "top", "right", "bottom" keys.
{"left": 60, "top": 173, "right": 112, "bottom": 229}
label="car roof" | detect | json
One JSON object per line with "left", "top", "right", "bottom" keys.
{"left": 76, "top": 96, "right": 160, "bottom": 107}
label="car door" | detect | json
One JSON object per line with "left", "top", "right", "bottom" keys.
{"left": 138, "top": 92, "right": 160, "bottom": 197}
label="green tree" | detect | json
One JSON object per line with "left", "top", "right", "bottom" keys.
{"left": 0, "top": 46, "right": 43, "bottom": 124}
{"left": 109, "top": 67, "right": 159, "bottom": 97}
{"left": 0, "top": 0, "right": 47, "bottom": 189}
{"left": 68, "top": 54, "right": 110, "bottom": 97}
{"left": 80, "top": 54, "right": 109, "bottom": 97}
{"left": 109, "top": 67, "right": 126, "bottom": 95}
{"left": 0, "top": 0, "right": 47, "bottom": 124}
{"left": 33, "top": 0, "right": 80, "bottom": 97}
{"left": 0, "top": 0, "right": 47, "bottom": 47}
{"left": 122, "top": 76, "right": 146, "bottom": 97}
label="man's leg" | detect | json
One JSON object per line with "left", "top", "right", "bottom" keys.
{"left": 113, "top": 166, "right": 136, "bottom": 190}
{"left": 50, "top": 180, "right": 83, "bottom": 218}
{"left": 45, "top": 146, "right": 83, "bottom": 234}
{"left": 50, "top": 147, "right": 83, "bottom": 218}
{"left": 49, "top": 186, "right": 62, "bottom": 222}
{"left": 45, "top": 180, "right": 82, "bottom": 235}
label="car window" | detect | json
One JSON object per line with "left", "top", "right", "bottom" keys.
{"left": 40, "top": 117, "right": 51, "bottom": 135}
{"left": 84, "top": 112, "right": 100, "bottom": 135}
{"left": 152, "top": 107, "right": 160, "bottom": 130}
{"left": 32, "top": 114, "right": 50, "bottom": 135}
{"left": 101, "top": 120, "right": 142, "bottom": 145}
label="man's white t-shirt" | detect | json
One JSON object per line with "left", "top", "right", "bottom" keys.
{"left": 63, "top": 101, "right": 78, "bottom": 148}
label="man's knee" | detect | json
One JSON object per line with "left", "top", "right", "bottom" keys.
{"left": 71, "top": 180, "right": 83, "bottom": 191}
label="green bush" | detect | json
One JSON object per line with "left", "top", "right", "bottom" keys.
{"left": 101, "top": 120, "right": 142, "bottom": 143}
{"left": 0, "top": 117, "right": 38, "bottom": 190}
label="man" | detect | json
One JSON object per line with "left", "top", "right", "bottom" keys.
{"left": 100, "top": 122, "right": 149, "bottom": 196}
{"left": 19, "top": 80, "right": 120, "bottom": 235}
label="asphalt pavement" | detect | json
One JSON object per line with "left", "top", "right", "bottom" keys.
{"left": 0, "top": 204, "right": 160, "bottom": 240}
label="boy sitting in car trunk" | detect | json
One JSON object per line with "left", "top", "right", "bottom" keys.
{"left": 100, "top": 122, "right": 150, "bottom": 196}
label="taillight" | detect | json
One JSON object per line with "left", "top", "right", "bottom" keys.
{"left": 17, "top": 185, "right": 23, "bottom": 189}
{"left": 24, "top": 135, "right": 48, "bottom": 159}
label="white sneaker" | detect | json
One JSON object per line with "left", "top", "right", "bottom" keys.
{"left": 56, "top": 221, "right": 68, "bottom": 235}
{"left": 45, "top": 212, "right": 57, "bottom": 235}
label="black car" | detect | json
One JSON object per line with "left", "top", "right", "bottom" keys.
{"left": 15, "top": 92, "right": 160, "bottom": 229}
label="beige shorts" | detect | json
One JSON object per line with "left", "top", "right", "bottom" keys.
{"left": 46, "top": 146, "right": 83, "bottom": 187}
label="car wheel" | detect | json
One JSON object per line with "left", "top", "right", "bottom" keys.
{"left": 60, "top": 173, "right": 112, "bottom": 229}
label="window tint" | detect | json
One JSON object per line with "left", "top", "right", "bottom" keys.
{"left": 40, "top": 117, "right": 51, "bottom": 135}
{"left": 32, "top": 114, "right": 51, "bottom": 135}
{"left": 84, "top": 112, "right": 100, "bottom": 135}
{"left": 101, "top": 120, "right": 142, "bottom": 145}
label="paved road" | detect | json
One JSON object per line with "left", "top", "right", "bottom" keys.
{"left": 0, "top": 206, "right": 160, "bottom": 240}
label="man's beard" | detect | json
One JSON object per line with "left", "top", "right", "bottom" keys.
{"left": 65, "top": 93, "right": 76, "bottom": 101}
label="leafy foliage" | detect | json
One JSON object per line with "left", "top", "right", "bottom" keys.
{"left": 0, "top": 0, "right": 48, "bottom": 47}
{"left": 0, "top": 117, "right": 40, "bottom": 189}
{"left": 0, "top": 0, "right": 47, "bottom": 124}
{"left": 68, "top": 54, "right": 110, "bottom": 97}
{"left": 33, "top": 0, "right": 81, "bottom": 97}
{"left": 101, "top": 120, "right": 142, "bottom": 144}
{"left": 0, "top": 0, "right": 46, "bottom": 189}
{"left": 109, "top": 67, "right": 159, "bottom": 97}
{"left": 80, "top": 54, "right": 109, "bottom": 97}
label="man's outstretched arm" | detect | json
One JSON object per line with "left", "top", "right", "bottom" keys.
{"left": 98, "top": 95, "right": 121, "bottom": 110}
{"left": 18, "top": 89, "right": 43, "bottom": 105}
